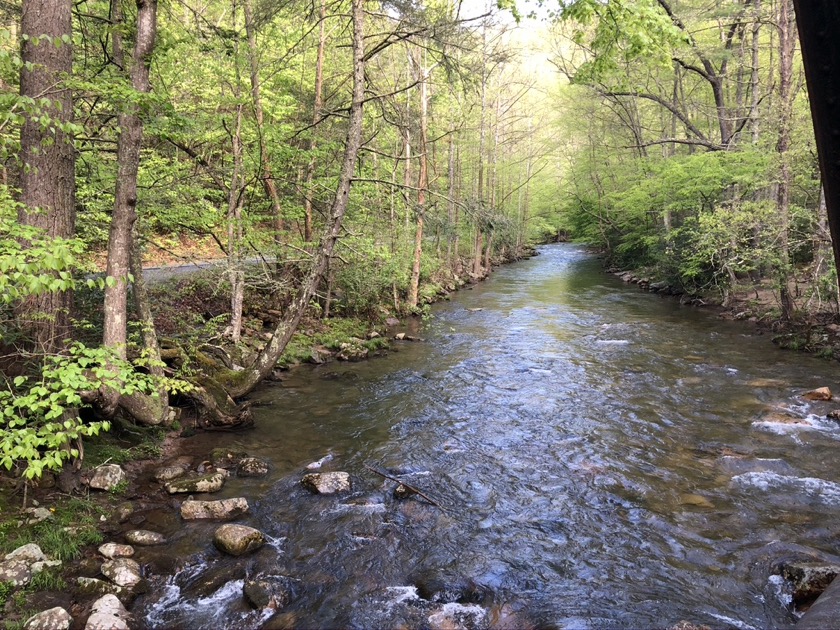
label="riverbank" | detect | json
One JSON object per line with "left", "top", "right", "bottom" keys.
{"left": 608, "top": 264, "right": 840, "bottom": 361}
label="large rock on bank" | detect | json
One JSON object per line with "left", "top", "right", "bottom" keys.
{"left": 88, "top": 464, "right": 126, "bottom": 491}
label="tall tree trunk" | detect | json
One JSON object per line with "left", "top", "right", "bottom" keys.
{"left": 303, "top": 0, "right": 326, "bottom": 243}
{"left": 17, "top": 0, "right": 75, "bottom": 351}
{"left": 776, "top": 0, "right": 795, "bottom": 320}
{"left": 227, "top": 102, "right": 245, "bottom": 342}
{"left": 751, "top": 0, "right": 762, "bottom": 143}
{"left": 244, "top": 0, "right": 284, "bottom": 242}
{"left": 100, "top": 0, "right": 168, "bottom": 424}
{"left": 446, "top": 133, "right": 456, "bottom": 265}
{"left": 227, "top": 0, "right": 366, "bottom": 399}
{"left": 473, "top": 27, "right": 487, "bottom": 278}
{"left": 103, "top": 0, "right": 157, "bottom": 356}
{"left": 407, "top": 55, "right": 429, "bottom": 310}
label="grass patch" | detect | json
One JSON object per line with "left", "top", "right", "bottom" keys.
{"left": 28, "top": 568, "right": 66, "bottom": 591}
{"left": 0, "top": 496, "right": 105, "bottom": 562}
{"left": 83, "top": 424, "right": 166, "bottom": 468}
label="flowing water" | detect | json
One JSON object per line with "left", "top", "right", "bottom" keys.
{"left": 134, "top": 244, "right": 840, "bottom": 629}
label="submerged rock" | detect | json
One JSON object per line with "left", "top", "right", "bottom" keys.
{"left": 88, "top": 464, "right": 126, "bottom": 491}
{"left": 237, "top": 457, "right": 270, "bottom": 477}
{"left": 213, "top": 524, "right": 266, "bottom": 556}
{"left": 181, "top": 497, "right": 250, "bottom": 520}
{"left": 781, "top": 561, "right": 840, "bottom": 606}
{"left": 125, "top": 529, "right": 166, "bottom": 546}
{"left": 165, "top": 471, "right": 226, "bottom": 494}
{"left": 210, "top": 448, "right": 248, "bottom": 468}
{"left": 394, "top": 483, "right": 416, "bottom": 500}
{"left": 23, "top": 607, "right": 72, "bottom": 630}
{"left": 301, "top": 472, "right": 351, "bottom": 495}
{"left": 154, "top": 465, "right": 188, "bottom": 483}
{"left": 243, "top": 575, "right": 293, "bottom": 609}
{"left": 803, "top": 387, "right": 833, "bottom": 401}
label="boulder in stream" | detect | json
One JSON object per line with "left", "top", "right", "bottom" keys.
{"left": 76, "top": 577, "right": 130, "bottom": 601}
{"left": 124, "top": 529, "right": 166, "bottom": 546}
{"left": 181, "top": 497, "right": 250, "bottom": 520}
{"left": 165, "top": 471, "right": 227, "bottom": 494}
{"left": 301, "top": 472, "right": 351, "bottom": 494}
{"left": 23, "top": 607, "right": 72, "bottom": 630}
{"left": 85, "top": 594, "right": 130, "bottom": 630}
{"left": 101, "top": 558, "right": 143, "bottom": 588}
{"left": 237, "top": 457, "right": 270, "bottom": 477}
{"left": 88, "top": 464, "right": 126, "bottom": 491}
{"left": 781, "top": 561, "right": 840, "bottom": 606}
{"left": 98, "top": 543, "right": 134, "bottom": 559}
{"left": 803, "top": 387, "right": 833, "bottom": 401}
{"left": 213, "top": 524, "right": 266, "bottom": 556}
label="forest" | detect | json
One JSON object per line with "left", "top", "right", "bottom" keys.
{"left": 0, "top": 0, "right": 833, "bottom": 481}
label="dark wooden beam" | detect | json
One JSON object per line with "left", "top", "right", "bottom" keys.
{"left": 793, "top": 1, "right": 840, "bottom": 293}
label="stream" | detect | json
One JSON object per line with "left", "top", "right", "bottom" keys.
{"left": 132, "top": 244, "right": 840, "bottom": 629}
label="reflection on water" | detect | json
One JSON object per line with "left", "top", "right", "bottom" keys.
{"left": 136, "top": 245, "right": 840, "bottom": 629}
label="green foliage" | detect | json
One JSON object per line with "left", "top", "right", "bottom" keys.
{"left": 0, "top": 186, "right": 87, "bottom": 308}
{"left": 559, "top": 0, "right": 688, "bottom": 83}
{"left": 0, "top": 580, "right": 12, "bottom": 610}
{"left": 0, "top": 343, "right": 183, "bottom": 479}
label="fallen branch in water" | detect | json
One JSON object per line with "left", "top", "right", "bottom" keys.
{"left": 365, "top": 464, "right": 447, "bottom": 511}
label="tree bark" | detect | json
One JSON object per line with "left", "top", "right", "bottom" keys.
{"left": 17, "top": 0, "right": 75, "bottom": 350}
{"left": 226, "top": 0, "right": 367, "bottom": 399}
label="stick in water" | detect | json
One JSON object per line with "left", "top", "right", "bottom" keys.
{"left": 364, "top": 464, "right": 447, "bottom": 511}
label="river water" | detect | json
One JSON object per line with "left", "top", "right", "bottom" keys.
{"left": 135, "top": 244, "right": 840, "bottom": 629}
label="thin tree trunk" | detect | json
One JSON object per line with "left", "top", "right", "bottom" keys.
{"left": 303, "top": 0, "right": 326, "bottom": 243}
{"left": 100, "top": 0, "right": 166, "bottom": 424}
{"left": 446, "top": 133, "right": 456, "bottom": 265}
{"left": 751, "top": 0, "right": 762, "bottom": 143}
{"left": 408, "top": 55, "right": 429, "bottom": 310}
{"left": 228, "top": 0, "right": 366, "bottom": 398}
{"left": 227, "top": 103, "right": 245, "bottom": 342}
{"left": 244, "top": 0, "right": 284, "bottom": 241}
{"left": 776, "top": 0, "right": 795, "bottom": 320}
{"left": 103, "top": 0, "right": 157, "bottom": 355}
{"left": 17, "top": 0, "right": 75, "bottom": 350}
